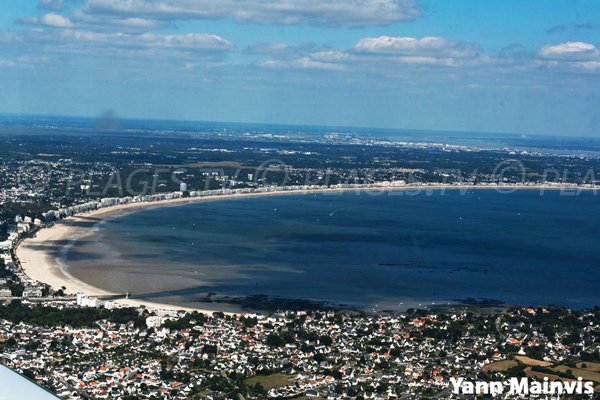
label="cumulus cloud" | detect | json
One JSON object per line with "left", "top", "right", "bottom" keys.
{"left": 42, "top": 13, "right": 73, "bottom": 27}
{"left": 56, "top": 30, "right": 233, "bottom": 52}
{"left": 257, "top": 35, "right": 489, "bottom": 73}
{"left": 249, "top": 43, "right": 350, "bottom": 71}
{"left": 70, "top": 11, "right": 171, "bottom": 31}
{"left": 538, "top": 41, "right": 599, "bottom": 61}
{"left": 7, "top": 27, "right": 234, "bottom": 65}
{"left": 8, "top": 2, "right": 235, "bottom": 69}
{"left": 353, "top": 36, "right": 481, "bottom": 58}
{"left": 80, "top": 0, "right": 421, "bottom": 27}
{"left": 536, "top": 42, "right": 600, "bottom": 72}
{"left": 288, "top": 36, "right": 484, "bottom": 70}
{"left": 20, "top": 13, "right": 74, "bottom": 28}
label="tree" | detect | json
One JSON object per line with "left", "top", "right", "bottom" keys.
{"left": 253, "top": 382, "right": 266, "bottom": 395}
{"left": 266, "top": 333, "right": 285, "bottom": 347}
{"left": 319, "top": 335, "right": 333, "bottom": 346}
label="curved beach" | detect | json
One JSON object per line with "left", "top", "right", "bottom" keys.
{"left": 16, "top": 188, "right": 363, "bottom": 312}
{"left": 16, "top": 200, "right": 219, "bottom": 313}
{"left": 15, "top": 184, "right": 596, "bottom": 313}
{"left": 17, "top": 189, "right": 340, "bottom": 313}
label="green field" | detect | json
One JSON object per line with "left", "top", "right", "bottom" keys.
{"left": 245, "top": 373, "right": 294, "bottom": 390}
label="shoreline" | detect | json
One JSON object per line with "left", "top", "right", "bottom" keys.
{"left": 14, "top": 184, "right": 599, "bottom": 314}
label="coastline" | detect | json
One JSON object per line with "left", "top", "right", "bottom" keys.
{"left": 14, "top": 184, "right": 599, "bottom": 314}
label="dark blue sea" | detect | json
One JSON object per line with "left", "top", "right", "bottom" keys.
{"left": 65, "top": 189, "right": 600, "bottom": 311}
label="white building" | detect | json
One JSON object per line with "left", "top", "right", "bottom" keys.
{"left": 76, "top": 293, "right": 119, "bottom": 309}
{"left": 22, "top": 288, "right": 43, "bottom": 298}
{"left": 77, "top": 293, "right": 99, "bottom": 307}
{"left": 1, "top": 253, "right": 12, "bottom": 262}
{"left": 180, "top": 182, "right": 188, "bottom": 192}
{"left": 16, "top": 223, "right": 30, "bottom": 234}
{"left": 146, "top": 316, "right": 167, "bottom": 328}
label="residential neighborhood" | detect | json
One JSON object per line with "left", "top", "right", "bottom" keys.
{"left": 1, "top": 299, "right": 600, "bottom": 399}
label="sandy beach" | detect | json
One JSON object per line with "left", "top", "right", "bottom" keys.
{"left": 15, "top": 201, "right": 223, "bottom": 313}
{"left": 16, "top": 190, "right": 315, "bottom": 314}
{"left": 14, "top": 184, "right": 597, "bottom": 314}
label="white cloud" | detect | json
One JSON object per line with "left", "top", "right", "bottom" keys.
{"left": 42, "top": 13, "right": 74, "bottom": 28}
{"left": 262, "top": 57, "right": 346, "bottom": 71}
{"left": 538, "top": 41, "right": 599, "bottom": 61}
{"left": 354, "top": 36, "right": 481, "bottom": 58}
{"left": 535, "top": 42, "right": 600, "bottom": 72}
{"left": 81, "top": 0, "right": 421, "bottom": 27}
{"left": 257, "top": 36, "right": 488, "bottom": 73}
{"left": 311, "top": 50, "right": 354, "bottom": 62}
{"left": 118, "top": 17, "right": 164, "bottom": 28}
{"left": 248, "top": 38, "right": 600, "bottom": 75}
{"left": 391, "top": 56, "right": 461, "bottom": 67}
{"left": 6, "top": 27, "right": 234, "bottom": 65}
{"left": 70, "top": 10, "right": 171, "bottom": 31}
{"left": 58, "top": 30, "right": 233, "bottom": 52}
{"left": 345, "top": 36, "right": 490, "bottom": 69}
{"left": 20, "top": 13, "right": 74, "bottom": 28}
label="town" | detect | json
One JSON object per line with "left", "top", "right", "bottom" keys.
{"left": 1, "top": 299, "right": 599, "bottom": 399}
{"left": 2, "top": 121, "right": 600, "bottom": 398}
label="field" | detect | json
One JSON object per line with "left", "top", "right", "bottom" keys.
{"left": 484, "top": 356, "right": 600, "bottom": 389}
{"left": 577, "top": 362, "right": 600, "bottom": 372}
{"left": 482, "top": 359, "right": 518, "bottom": 372}
{"left": 514, "top": 356, "right": 552, "bottom": 367}
{"left": 245, "top": 373, "right": 294, "bottom": 391}
{"left": 552, "top": 365, "right": 600, "bottom": 383}
{"left": 524, "top": 367, "right": 576, "bottom": 382}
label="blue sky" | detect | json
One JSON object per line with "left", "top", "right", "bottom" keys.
{"left": 1, "top": 0, "right": 599, "bottom": 136}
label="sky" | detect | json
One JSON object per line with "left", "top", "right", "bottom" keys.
{"left": 0, "top": 1, "right": 600, "bottom": 136}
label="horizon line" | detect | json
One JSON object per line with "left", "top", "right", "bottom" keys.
{"left": 0, "top": 111, "right": 594, "bottom": 140}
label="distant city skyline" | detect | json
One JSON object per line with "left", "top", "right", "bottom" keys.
{"left": 1, "top": 0, "right": 600, "bottom": 136}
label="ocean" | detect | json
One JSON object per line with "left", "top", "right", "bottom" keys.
{"left": 63, "top": 189, "right": 600, "bottom": 311}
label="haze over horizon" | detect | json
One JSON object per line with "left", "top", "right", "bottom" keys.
{"left": 1, "top": 1, "right": 600, "bottom": 137}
